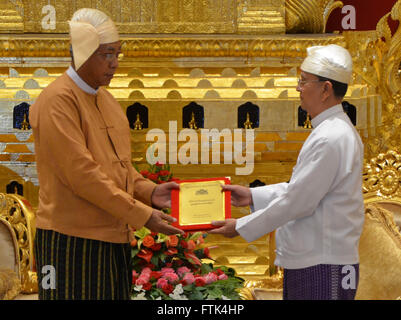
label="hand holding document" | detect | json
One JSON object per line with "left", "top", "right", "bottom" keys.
{"left": 171, "top": 178, "right": 231, "bottom": 231}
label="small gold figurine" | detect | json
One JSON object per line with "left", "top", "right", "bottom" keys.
{"left": 133, "top": 113, "right": 143, "bottom": 130}
{"left": 188, "top": 112, "right": 198, "bottom": 130}
{"left": 243, "top": 112, "right": 253, "bottom": 129}
{"left": 303, "top": 113, "right": 312, "bottom": 129}
{"left": 20, "top": 113, "right": 29, "bottom": 130}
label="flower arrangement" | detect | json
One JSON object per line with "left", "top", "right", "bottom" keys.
{"left": 138, "top": 161, "right": 178, "bottom": 184}
{"left": 130, "top": 229, "right": 244, "bottom": 300}
{"left": 131, "top": 162, "right": 244, "bottom": 300}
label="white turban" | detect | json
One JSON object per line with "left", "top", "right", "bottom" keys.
{"left": 69, "top": 8, "right": 119, "bottom": 70}
{"left": 300, "top": 44, "right": 353, "bottom": 84}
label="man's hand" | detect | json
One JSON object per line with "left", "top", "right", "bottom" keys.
{"left": 208, "top": 219, "right": 239, "bottom": 238}
{"left": 221, "top": 185, "right": 253, "bottom": 207}
{"left": 144, "top": 209, "right": 184, "bottom": 235}
{"left": 151, "top": 182, "right": 180, "bottom": 209}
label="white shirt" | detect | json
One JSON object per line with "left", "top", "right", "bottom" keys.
{"left": 236, "top": 104, "right": 365, "bottom": 269}
{"left": 66, "top": 66, "right": 98, "bottom": 95}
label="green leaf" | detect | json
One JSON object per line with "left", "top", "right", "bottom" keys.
{"left": 156, "top": 233, "right": 169, "bottom": 243}
{"left": 188, "top": 232, "right": 203, "bottom": 241}
{"left": 134, "top": 227, "right": 151, "bottom": 239}
{"left": 200, "top": 263, "right": 213, "bottom": 274}
{"left": 151, "top": 255, "right": 159, "bottom": 268}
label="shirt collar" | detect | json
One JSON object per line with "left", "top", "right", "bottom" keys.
{"left": 311, "top": 104, "right": 343, "bottom": 128}
{"left": 66, "top": 66, "right": 98, "bottom": 95}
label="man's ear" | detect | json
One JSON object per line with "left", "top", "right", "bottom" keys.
{"left": 322, "top": 81, "right": 333, "bottom": 100}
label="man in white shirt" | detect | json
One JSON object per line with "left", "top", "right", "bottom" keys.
{"left": 210, "top": 44, "right": 365, "bottom": 300}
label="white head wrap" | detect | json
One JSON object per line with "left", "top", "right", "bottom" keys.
{"left": 69, "top": 8, "right": 119, "bottom": 70}
{"left": 300, "top": 44, "right": 353, "bottom": 84}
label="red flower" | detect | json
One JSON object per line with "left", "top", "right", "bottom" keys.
{"left": 155, "top": 161, "right": 164, "bottom": 167}
{"left": 162, "top": 283, "right": 174, "bottom": 295}
{"left": 137, "top": 249, "right": 153, "bottom": 263}
{"left": 167, "top": 235, "right": 179, "bottom": 247}
{"left": 165, "top": 247, "right": 178, "bottom": 256}
{"left": 159, "top": 170, "right": 170, "bottom": 176}
{"left": 180, "top": 240, "right": 188, "bottom": 249}
{"left": 130, "top": 238, "right": 137, "bottom": 247}
{"left": 195, "top": 277, "right": 206, "bottom": 287}
{"left": 216, "top": 268, "right": 224, "bottom": 276}
{"left": 142, "top": 282, "right": 152, "bottom": 291}
{"left": 148, "top": 173, "right": 159, "bottom": 181}
{"left": 184, "top": 251, "right": 202, "bottom": 265}
{"left": 150, "top": 243, "right": 162, "bottom": 251}
{"left": 203, "top": 247, "right": 211, "bottom": 259}
{"left": 150, "top": 271, "right": 163, "bottom": 280}
{"left": 143, "top": 235, "right": 155, "bottom": 248}
{"left": 187, "top": 240, "right": 196, "bottom": 250}
{"left": 140, "top": 170, "right": 149, "bottom": 177}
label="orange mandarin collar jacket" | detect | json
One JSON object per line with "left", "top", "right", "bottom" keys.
{"left": 29, "top": 73, "right": 156, "bottom": 243}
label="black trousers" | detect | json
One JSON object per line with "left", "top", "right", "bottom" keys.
{"left": 34, "top": 228, "right": 132, "bottom": 300}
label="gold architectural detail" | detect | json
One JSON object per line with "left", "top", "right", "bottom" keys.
{"left": 345, "top": 0, "right": 401, "bottom": 158}
{"left": 0, "top": 193, "right": 37, "bottom": 293}
{"left": 243, "top": 112, "right": 253, "bottom": 129}
{"left": 0, "top": 0, "right": 23, "bottom": 33}
{"left": 20, "top": 113, "right": 29, "bottom": 130}
{"left": 363, "top": 150, "right": 401, "bottom": 201}
{"left": 0, "top": 34, "right": 346, "bottom": 58}
{"left": 237, "top": 0, "right": 285, "bottom": 34}
{"left": 133, "top": 113, "right": 143, "bottom": 130}
{"left": 285, "top": 0, "right": 344, "bottom": 33}
{"left": 303, "top": 114, "right": 312, "bottom": 129}
{"left": 188, "top": 112, "right": 198, "bottom": 130}
{"left": 0, "top": 0, "right": 341, "bottom": 35}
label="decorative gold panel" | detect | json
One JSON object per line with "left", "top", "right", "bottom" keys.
{"left": 0, "top": 193, "right": 37, "bottom": 294}
{"left": 286, "top": 0, "right": 343, "bottom": 33}
{"left": 0, "top": 33, "right": 346, "bottom": 58}
{"left": 345, "top": 0, "right": 401, "bottom": 158}
{"left": 0, "top": 0, "right": 340, "bottom": 35}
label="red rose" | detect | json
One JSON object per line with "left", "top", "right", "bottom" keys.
{"left": 143, "top": 235, "right": 155, "bottom": 248}
{"left": 142, "top": 282, "right": 152, "bottom": 291}
{"left": 155, "top": 161, "right": 164, "bottom": 167}
{"left": 162, "top": 283, "right": 173, "bottom": 295}
{"left": 167, "top": 235, "right": 179, "bottom": 247}
{"left": 137, "top": 249, "right": 153, "bottom": 263}
{"left": 195, "top": 277, "right": 206, "bottom": 287}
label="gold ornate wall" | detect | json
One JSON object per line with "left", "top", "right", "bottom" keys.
{"left": 0, "top": 0, "right": 341, "bottom": 35}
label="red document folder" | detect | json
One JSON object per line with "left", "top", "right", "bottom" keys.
{"left": 171, "top": 177, "right": 231, "bottom": 231}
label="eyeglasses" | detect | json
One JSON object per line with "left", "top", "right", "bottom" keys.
{"left": 97, "top": 52, "right": 123, "bottom": 62}
{"left": 297, "top": 78, "right": 324, "bottom": 87}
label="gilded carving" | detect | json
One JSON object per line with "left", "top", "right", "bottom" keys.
{"left": 0, "top": 0, "right": 341, "bottom": 35}
{"left": 346, "top": 0, "right": 401, "bottom": 158}
{"left": 285, "top": 0, "right": 343, "bottom": 33}
{"left": 0, "top": 193, "right": 37, "bottom": 293}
